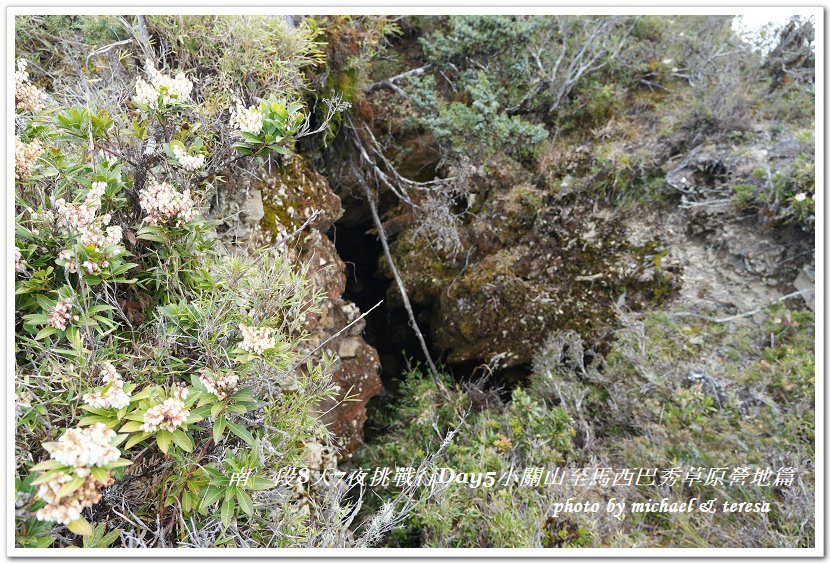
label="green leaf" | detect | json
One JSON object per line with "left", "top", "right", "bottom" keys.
{"left": 98, "top": 527, "right": 124, "bottom": 547}
{"left": 80, "top": 404, "right": 112, "bottom": 416}
{"left": 53, "top": 347, "right": 80, "bottom": 358}
{"left": 200, "top": 466, "right": 223, "bottom": 479}
{"left": 213, "top": 415, "right": 227, "bottom": 445}
{"left": 136, "top": 226, "right": 166, "bottom": 243}
{"left": 57, "top": 475, "right": 87, "bottom": 499}
{"left": 268, "top": 144, "right": 290, "bottom": 156}
{"left": 110, "top": 432, "right": 129, "bottom": 447}
{"left": 30, "top": 459, "right": 65, "bottom": 472}
{"left": 119, "top": 420, "right": 144, "bottom": 433}
{"left": 246, "top": 475, "right": 276, "bottom": 491}
{"left": 65, "top": 326, "right": 83, "bottom": 352}
{"left": 170, "top": 430, "right": 194, "bottom": 452}
{"left": 87, "top": 304, "right": 115, "bottom": 314}
{"left": 23, "top": 313, "right": 50, "bottom": 324}
{"left": 232, "top": 143, "right": 253, "bottom": 155}
{"left": 93, "top": 315, "right": 117, "bottom": 330}
{"left": 231, "top": 388, "right": 255, "bottom": 402}
{"left": 236, "top": 488, "right": 253, "bottom": 516}
{"left": 186, "top": 405, "right": 210, "bottom": 424}
{"left": 34, "top": 293, "right": 54, "bottom": 311}
{"left": 136, "top": 231, "right": 166, "bottom": 243}
{"left": 220, "top": 498, "right": 233, "bottom": 527}
{"left": 240, "top": 131, "right": 262, "bottom": 144}
{"left": 124, "top": 432, "right": 150, "bottom": 449}
{"left": 103, "top": 458, "right": 134, "bottom": 469}
{"left": 129, "top": 386, "right": 157, "bottom": 402}
{"left": 156, "top": 430, "right": 172, "bottom": 454}
{"left": 31, "top": 470, "right": 65, "bottom": 486}
{"left": 34, "top": 326, "right": 59, "bottom": 340}
{"left": 225, "top": 403, "right": 249, "bottom": 414}
{"left": 210, "top": 401, "right": 226, "bottom": 418}
{"left": 200, "top": 486, "right": 224, "bottom": 508}
{"left": 225, "top": 420, "right": 256, "bottom": 446}
{"left": 90, "top": 466, "right": 110, "bottom": 484}
{"left": 78, "top": 415, "right": 114, "bottom": 427}
{"left": 67, "top": 516, "right": 94, "bottom": 536}
{"left": 28, "top": 536, "right": 56, "bottom": 548}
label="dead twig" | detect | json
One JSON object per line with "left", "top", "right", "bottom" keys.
{"left": 352, "top": 164, "right": 445, "bottom": 389}
{"left": 365, "top": 64, "right": 434, "bottom": 97}
{"left": 668, "top": 289, "right": 813, "bottom": 323}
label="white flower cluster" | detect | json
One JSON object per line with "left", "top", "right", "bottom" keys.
{"left": 230, "top": 99, "right": 263, "bottom": 135}
{"left": 140, "top": 384, "right": 190, "bottom": 432}
{"left": 171, "top": 144, "right": 206, "bottom": 171}
{"left": 15, "top": 136, "right": 43, "bottom": 180}
{"left": 83, "top": 362, "right": 131, "bottom": 410}
{"left": 35, "top": 423, "right": 120, "bottom": 525}
{"left": 239, "top": 324, "right": 277, "bottom": 355}
{"left": 198, "top": 368, "right": 240, "bottom": 400}
{"left": 35, "top": 471, "right": 111, "bottom": 525}
{"left": 794, "top": 192, "right": 809, "bottom": 202}
{"left": 54, "top": 182, "right": 122, "bottom": 274}
{"left": 138, "top": 181, "right": 195, "bottom": 227}
{"left": 47, "top": 423, "right": 121, "bottom": 468}
{"left": 15, "top": 59, "right": 46, "bottom": 113}
{"left": 48, "top": 299, "right": 75, "bottom": 331}
{"left": 133, "top": 59, "right": 192, "bottom": 110}
{"left": 54, "top": 183, "right": 101, "bottom": 232}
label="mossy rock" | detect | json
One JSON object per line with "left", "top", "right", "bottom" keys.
{"left": 260, "top": 156, "right": 343, "bottom": 242}
{"left": 392, "top": 189, "right": 680, "bottom": 366}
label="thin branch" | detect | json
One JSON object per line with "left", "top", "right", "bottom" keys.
{"left": 288, "top": 300, "right": 384, "bottom": 372}
{"left": 352, "top": 164, "right": 444, "bottom": 387}
{"left": 354, "top": 417, "right": 465, "bottom": 547}
{"left": 116, "top": 16, "right": 153, "bottom": 61}
{"left": 365, "top": 64, "right": 433, "bottom": 95}
{"left": 668, "top": 289, "right": 813, "bottom": 323}
{"left": 86, "top": 38, "right": 133, "bottom": 64}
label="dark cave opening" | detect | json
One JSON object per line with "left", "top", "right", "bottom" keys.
{"left": 327, "top": 219, "right": 437, "bottom": 399}
{"left": 328, "top": 211, "right": 533, "bottom": 428}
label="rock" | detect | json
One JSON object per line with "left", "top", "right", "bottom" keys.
{"left": 216, "top": 156, "right": 381, "bottom": 456}
{"left": 300, "top": 233, "right": 381, "bottom": 454}
{"left": 241, "top": 189, "right": 265, "bottom": 223}
{"left": 794, "top": 266, "right": 815, "bottom": 311}
{"left": 303, "top": 441, "right": 324, "bottom": 470}
{"left": 338, "top": 336, "right": 362, "bottom": 358}
{"left": 768, "top": 139, "right": 801, "bottom": 159}
{"left": 385, "top": 162, "right": 680, "bottom": 366}
{"left": 317, "top": 338, "right": 381, "bottom": 455}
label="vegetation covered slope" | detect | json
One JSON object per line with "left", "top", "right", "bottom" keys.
{"left": 13, "top": 15, "right": 373, "bottom": 548}
{"left": 14, "top": 14, "right": 816, "bottom": 550}
{"left": 344, "top": 14, "right": 816, "bottom": 549}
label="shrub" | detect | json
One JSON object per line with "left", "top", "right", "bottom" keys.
{"left": 355, "top": 368, "right": 576, "bottom": 547}
{"left": 357, "top": 304, "right": 814, "bottom": 548}
{"left": 14, "top": 21, "right": 346, "bottom": 547}
{"left": 411, "top": 72, "right": 549, "bottom": 162}
{"left": 728, "top": 130, "right": 815, "bottom": 228}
